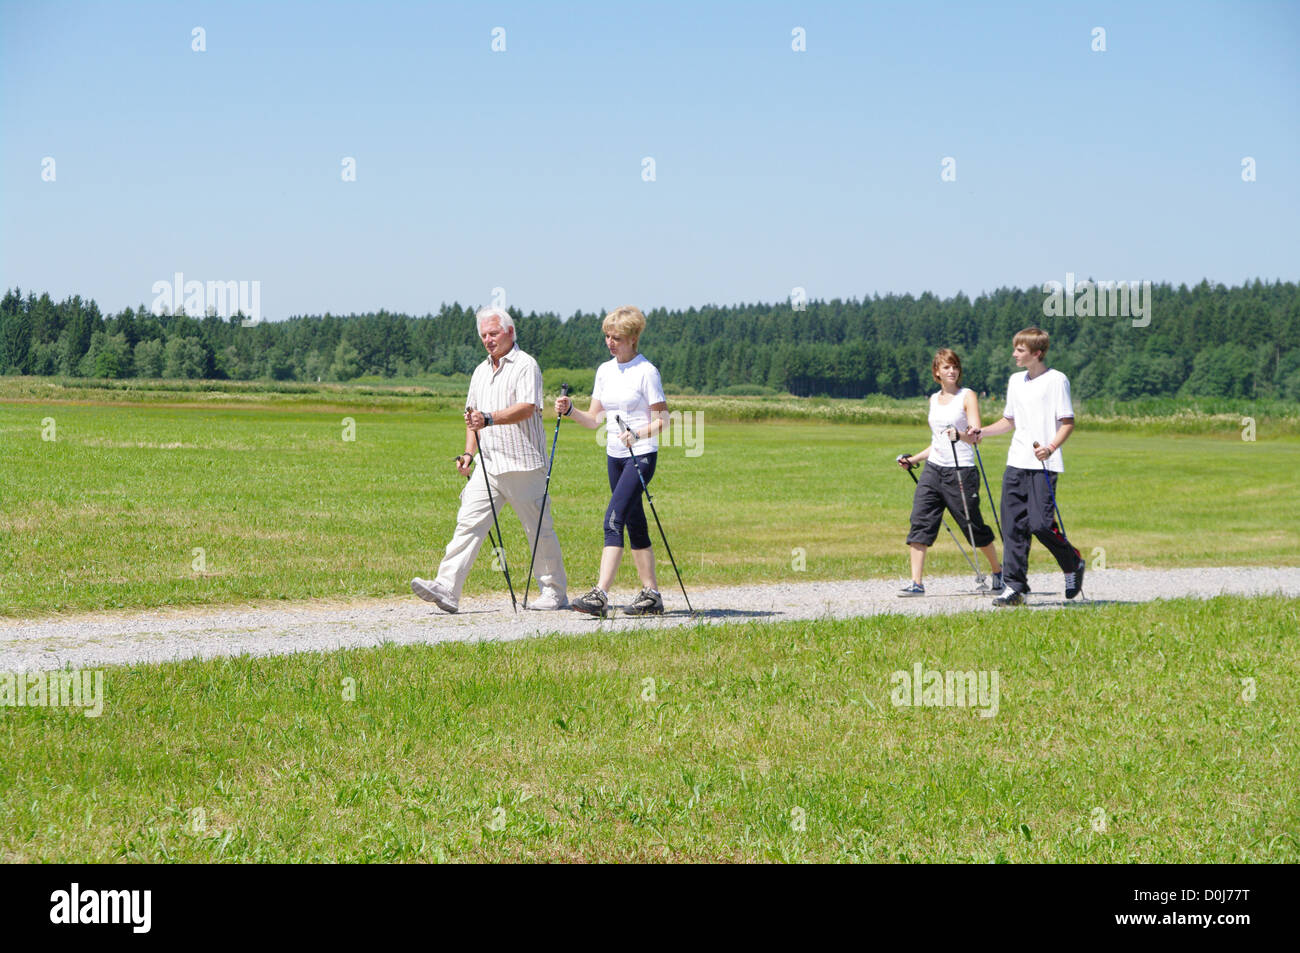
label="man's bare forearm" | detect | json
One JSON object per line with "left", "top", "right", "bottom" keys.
{"left": 471, "top": 401, "right": 540, "bottom": 428}
{"left": 976, "top": 416, "right": 1014, "bottom": 438}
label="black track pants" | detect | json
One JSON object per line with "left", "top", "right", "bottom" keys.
{"left": 999, "top": 466, "right": 1081, "bottom": 594}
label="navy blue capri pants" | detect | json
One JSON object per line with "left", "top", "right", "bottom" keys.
{"left": 605, "top": 452, "right": 657, "bottom": 549}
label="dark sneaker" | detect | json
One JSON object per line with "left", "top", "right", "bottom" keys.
{"left": 993, "top": 590, "right": 1025, "bottom": 607}
{"left": 898, "top": 581, "right": 925, "bottom": 597}
{"left": 571, "top": 587, "right": 610, "bottom": 618}
{"left": 989, "top": 572, "right": 1004, "bottom": 592}
{"left": 1065, "top": 558, "right": 1086, "bottom": 600}
{"left": 624, "top": 587, "right": 664, "bottom": 616}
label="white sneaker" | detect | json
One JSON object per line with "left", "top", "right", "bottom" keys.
{"left": 411, "top": 577, "right": 458, "bottom": 614}
{"left": 529, "top": 588, "right": 569, "bottom": 610}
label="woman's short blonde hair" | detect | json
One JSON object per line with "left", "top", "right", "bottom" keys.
{"left": 602, "top": 305, "right": 646, "bottom": 346}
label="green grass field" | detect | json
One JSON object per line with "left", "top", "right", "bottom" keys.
{"left": 1, "top": 384, "right": 1297, "bottom": 616}
{"left": 2, "top": 381, "right": 1298, "bottom": 863}
{"left": 2, "top": 597, "right": 1294, "bottom": 862}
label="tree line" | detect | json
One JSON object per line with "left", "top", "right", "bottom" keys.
{"left": 1, "top": 280, "right": 1297, "bottom": 400}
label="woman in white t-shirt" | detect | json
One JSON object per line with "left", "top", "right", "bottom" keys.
{"left": 555, "top": 306, "right": 670, "bottom": 618}
{"left": 894, "top": 349, "right": 1002, "bottom": 596}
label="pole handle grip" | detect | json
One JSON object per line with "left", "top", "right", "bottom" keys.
{"left": 900, "top": 455, "right": 920, "bottom": 483}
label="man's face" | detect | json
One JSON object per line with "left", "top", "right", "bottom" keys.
{"left": 1012, "top": 343, "right": 1040, "bottom": 367}
{"left": 480, "top": 318, "right": 514, "bottom": 359}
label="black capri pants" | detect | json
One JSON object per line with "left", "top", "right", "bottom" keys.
{"left": 605, "top": 452, "right": 657, "bottom": 549}
{"left": 906, "top": 462, "right": 996, "bottom": 548}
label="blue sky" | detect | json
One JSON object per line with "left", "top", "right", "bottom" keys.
{"left": 2, "top": 0, "right": 1297, "bottom": 319}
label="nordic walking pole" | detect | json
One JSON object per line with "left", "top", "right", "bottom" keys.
{"left": 972, "top": 442, "right": 1003, "bottom": 544}
{"left": 469, "top": 408, "right": 517, "bottom": 614}
{"left": 950, "top": 433, "right": 987, "bottom": 588}
{"left": 454, "top": 462, "right": 502, "bottom": 559}
{"left": 523, "top": 383, "right": 570, "bottom": 609}
{"left": 615, "top": 415, "right": 693, "bottom": 615}
{"left": 899, "top": 454, "right": 981, "bottom": 578}
{"left": 1032, "top": 441, "right": 1069, "bottom": 541}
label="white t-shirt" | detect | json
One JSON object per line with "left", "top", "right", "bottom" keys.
{"left": 928, "top": 388, "right": 974, "bottom": 467}
{"left": 592, "top": 353, "right": 666, "bottom": 459}
{"left": 1003, "top": 368, "right": 1073, "bottom": 473}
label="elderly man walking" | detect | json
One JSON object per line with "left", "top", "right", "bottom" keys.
{"left": 412, "top": 307, "right": 569, "bottom": 613}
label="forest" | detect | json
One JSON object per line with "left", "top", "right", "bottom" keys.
{"left": 1, "top": 280, "right": 1296, "bottom": 400}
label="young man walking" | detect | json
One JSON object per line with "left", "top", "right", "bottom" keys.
{"left": 968, "top": 327, "right": 1085, "bottom": 606}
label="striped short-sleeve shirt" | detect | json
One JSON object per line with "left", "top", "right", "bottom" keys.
{"left": 467, "top": 345, "right": 547, "bottom": 473}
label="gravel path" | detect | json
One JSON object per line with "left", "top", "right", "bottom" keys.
{"left": 2, "top": 567, "right": 1297, "bottom": 673}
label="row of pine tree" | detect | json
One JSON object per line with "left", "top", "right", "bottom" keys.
{"left": 1, "top": 280, "right": 1296, "bottom": 400}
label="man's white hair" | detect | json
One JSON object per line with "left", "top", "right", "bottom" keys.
{"left": 475, "top": 306, "right": 516, "bottom": 336}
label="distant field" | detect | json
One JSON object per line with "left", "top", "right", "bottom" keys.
{"left": 4, "top": 376, "right": 1299, "bottom": 432}
{"left": 2, "top": 381, "right": 1298, "bottom": 616}
{"left": 1, "top": 597, "right": 1294, "bottom": 862}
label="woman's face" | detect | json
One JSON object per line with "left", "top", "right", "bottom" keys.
{"left": 937, "top": 362, "right": 961, "bottom": 387}
{"left": 605, "top": 330, "right": 636, "bottom": 361}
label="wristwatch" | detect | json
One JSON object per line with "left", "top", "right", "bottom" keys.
{"left": 483, "top": 412, "right": 494, "bottom": 427}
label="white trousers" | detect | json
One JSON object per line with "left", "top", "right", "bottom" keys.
{"left": 435, "top": 464, "right": 567, "bottom": 601}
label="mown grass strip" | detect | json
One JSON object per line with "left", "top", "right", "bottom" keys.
{"left": 1, "top": 597, "right": 1294, "bottom": 862}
